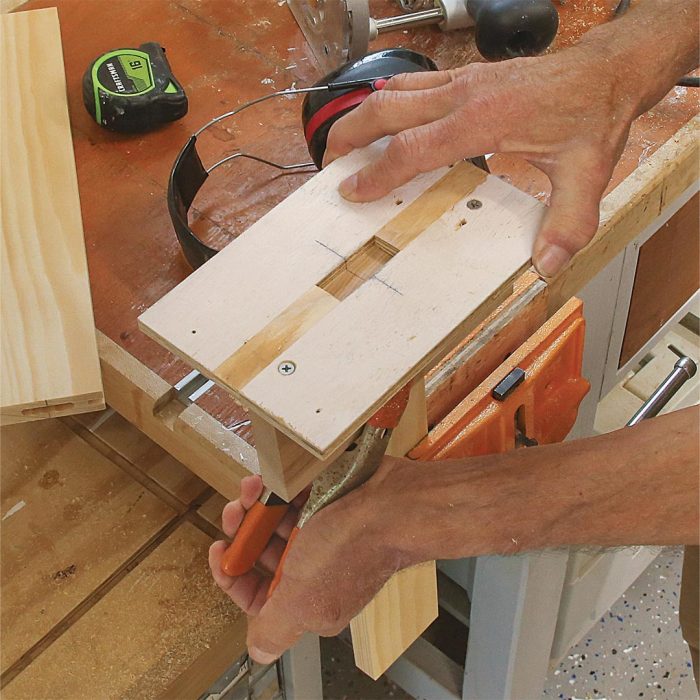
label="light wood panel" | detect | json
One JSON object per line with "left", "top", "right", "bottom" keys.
{"left": 0, "top": 8, "right": 103, "bottom": 425}
{"left": 3, "top": 522, "right": 245, "bottom": 700}
{"left": 0, "top": 420, "right": 175, "bottom": 674}
{"left": 139, "top": 155, "right": 541, "bottom": 462}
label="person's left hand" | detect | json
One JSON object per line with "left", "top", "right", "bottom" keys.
{"left": 209, "top": 472, "right": 401, "bottom": 663}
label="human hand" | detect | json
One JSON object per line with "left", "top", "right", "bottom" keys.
{"left": 209, "top": 472, "right": 401, "bottom": 663}
{"left": 324, "top": 50, "right": 639, "bottom": 277}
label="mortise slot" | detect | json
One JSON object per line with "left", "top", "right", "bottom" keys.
{"left": 318, "top": 237, "right": 398, "bottom": 301}
{"left": 21, "top": 402, "right": 75, "bottom": 417}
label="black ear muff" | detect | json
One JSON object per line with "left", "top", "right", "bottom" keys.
{"left": 302, "top": 49, "right": 437, "bottom": 169}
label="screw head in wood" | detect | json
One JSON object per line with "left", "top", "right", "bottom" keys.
{"left": 278, "top": 361, "right": 296, "bottom": 375}
{"left": 466, "top": 199, "right": 482, "bottom": 210}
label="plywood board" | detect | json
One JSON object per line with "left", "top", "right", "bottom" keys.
{"left": 0, "top": 8, "right": 103, "bottom": 425}
{"left": 140, "top": 155, "right": 542, "bottom": 461}
{"left": 3, "top": 522, "right": 245, "bottom": 700}
{"left": 0, "top": 420, "right": 175, "bottom": 674}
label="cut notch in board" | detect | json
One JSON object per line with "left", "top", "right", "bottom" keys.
{"left": 318, "top": 237, "right": 398, "bottom": 301}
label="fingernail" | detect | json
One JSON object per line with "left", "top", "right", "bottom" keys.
{"left": 534, "top": 244, "right": 571, "bottom": 278}
{"left": 249, "top": 647, "right": 278, "bottom": 664}
{"left": 322, "top": 149, "right": 339, "bottom": 168}
{"left": 339, "top": 174, "right": 358, "bottom": 201}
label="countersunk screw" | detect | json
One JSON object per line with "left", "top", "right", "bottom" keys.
{"left": 278, "top": 361, "right": 296, "bottom": 376}
{"left": 466, "top": 199, "right": 482, "bottom": 210}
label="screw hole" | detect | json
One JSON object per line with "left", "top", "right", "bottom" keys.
{"left": 191, "top": 330, "right": 197, "bottom": 334}
{"left": 315, "top": 408, "right": 321, "bottom": 414}
{"left": 458, "top": 218, "right": 467, "bottom": 228}
{"left": 395, "top": 198, "right": 403, "bottom": 206}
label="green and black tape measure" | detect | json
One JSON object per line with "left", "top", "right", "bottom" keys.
{"left": 82, "top": 42, "right": 187, "bottom": 133}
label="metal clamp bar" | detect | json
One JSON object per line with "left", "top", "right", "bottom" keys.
{"left": 627, "top": 356, "right": 697, "bottom": 426}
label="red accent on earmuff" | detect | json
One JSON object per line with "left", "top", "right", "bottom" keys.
{"left": 303, "top": 87, "right": 373, "bottom": 145}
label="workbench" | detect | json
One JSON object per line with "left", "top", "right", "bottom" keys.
{"left": 2, "top": 0, "right": 698, "bottom": 697}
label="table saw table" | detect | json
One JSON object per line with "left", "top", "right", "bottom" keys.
{"left": 4, "top": 0, "right": 698, "bottom": 697}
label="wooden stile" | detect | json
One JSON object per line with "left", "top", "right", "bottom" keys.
{"left": 0, "top": 8, "right": 104, "bottom": 425}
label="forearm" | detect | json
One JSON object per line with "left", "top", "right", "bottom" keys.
{"left": 373, "top": 407, "right": 699, "bottom": 566}
{"left": 572, "top": 0, "right": 699, "bottom": 118}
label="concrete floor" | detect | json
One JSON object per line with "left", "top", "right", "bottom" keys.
{"left": 543, "top": 547, "right": 698, "bottom": 700}
{"left": 320, "top": 548, "right": 698, "bottom": 699}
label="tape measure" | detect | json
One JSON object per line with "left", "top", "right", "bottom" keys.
{"left": 82, "top": 42, "right": 188, "bottom": 133}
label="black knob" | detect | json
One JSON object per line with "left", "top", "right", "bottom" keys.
{"left": 466, "top": 0, "right": 559, "bottom": 60}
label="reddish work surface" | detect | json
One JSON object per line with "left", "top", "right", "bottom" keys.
{"left": 17, "top": 0, "right": 698, "bottom": 432}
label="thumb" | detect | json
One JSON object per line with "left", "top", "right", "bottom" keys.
{"left": 246, "top": 587, "right": 305, "bottom": 664}
{"left": 533, "top": 153, "right": 610, "bottom": 277}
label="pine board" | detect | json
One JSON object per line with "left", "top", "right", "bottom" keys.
{"left": 0, "top": 8, "right": 103, "bottom": 425}
{"left": 139, "top": 155, "right": 542, "bottom": 460}
{"left": 2, "top": 522, "right": 245, "bottom": 700}
{"left": 0, "top": 420, "right": 176, "bottom": 674}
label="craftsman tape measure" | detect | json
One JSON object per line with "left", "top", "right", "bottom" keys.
{"left": 82, "top": 42, "right": 187, "bottom": 133}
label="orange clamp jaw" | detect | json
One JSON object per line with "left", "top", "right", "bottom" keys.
{"left": 221, "top": 500, "right": 289, "bottom": 577}
{"left": 412, "top": 299, "right": 589, "bottom": 461}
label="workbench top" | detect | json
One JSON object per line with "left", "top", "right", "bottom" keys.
{"left": 16, "top": 0, "right": 698, "bottom": 437}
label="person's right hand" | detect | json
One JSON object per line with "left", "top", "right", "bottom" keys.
{"left": 324, "top": 49, "right": 641, "bottom": 277}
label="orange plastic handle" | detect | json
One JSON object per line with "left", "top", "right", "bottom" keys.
{"left": 221, "top": 500, "right": 289, "bottom": 577}
{"left": 268, "top": 526, "right": 300, "bottom": 598}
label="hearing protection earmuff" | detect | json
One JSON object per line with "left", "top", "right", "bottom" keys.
{"left": 168, "top": 48, "right": 439, "bottom": 269}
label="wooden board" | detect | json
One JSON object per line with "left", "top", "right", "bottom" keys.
{"left": 350, "top": 379, "right": 438, "bottom": 679}
{"left": 139, "top": 157, "right": 542, "bottom": 462}
{"left": 0, "top": 419, "right": 176, "bottom": 676}
{"left": 3, "top": 522, "right": 245, "bottom": 700}
{"left": 619, "top": 193, "right": 699, "bottom": 365}
{"left": 0, "top": 8, "right": 103, "bottom": 425}
{"left": 97, "top": 331, "right": 257, "bottom": 501}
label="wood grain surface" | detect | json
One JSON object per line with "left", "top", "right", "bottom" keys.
{"left": 3, "top": 523, "right": 245, "bottom": 700}
{"left": 0, "top": 419, "right": 176, "bottom": 676}
{"left": 1, "top": 415, "right": 246, "bottom": 697}
{"left": 139, "top": 157, "right": 540, "bottom": 459}
{"left": 1, "top": 8, "right": 103, "bottom": 425}
{"left": 11, "top": 0, "right": 697, "bottom": 434}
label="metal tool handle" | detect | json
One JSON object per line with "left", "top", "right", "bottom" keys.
{"left": 627, "top": 356, "right": 697, "bottom": 426}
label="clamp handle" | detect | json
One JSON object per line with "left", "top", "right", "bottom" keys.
{"left": 221, "top": 500, "right": 289, "bottom": 577}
